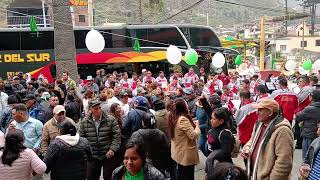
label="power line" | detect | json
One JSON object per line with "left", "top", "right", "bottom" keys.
{"left": 213, "top": 0, "right": 287, "bottom": 13}
{"left": 155, "top": 0, "right": 302, "bottom": 24}
{"left": 155, "top": 0, "right": 205, "bottom": 24}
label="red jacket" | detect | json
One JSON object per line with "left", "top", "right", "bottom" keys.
{"left": 271, "top": 89, "right": 298, "bottom": 121}
{"left": 295, "top": 86, "right": 313, "bottom": 114}
{"left": 235, "top": 100, "right": 258, "bottom": 145}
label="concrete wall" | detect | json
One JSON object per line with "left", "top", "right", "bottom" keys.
{"left": 274, "top": 36, "right": 320, "bottom": 54}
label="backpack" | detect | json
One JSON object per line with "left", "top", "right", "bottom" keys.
{"left": 218, "top": 129, "right": 241, "bottom": 158}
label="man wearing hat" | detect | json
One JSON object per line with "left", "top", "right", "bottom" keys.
{"left": 11, "top": 75, "right": 26, "bottom": 95}
{"left": 81, "top": 76, "right": 99, "bottom": 95}
{"left": 184, "top": 88, "right": 197, "bottom": 117}
{"left": 123, "top": 96, "right": 150, "bottom": 139}
{"left": 41, "top": 105, "right": 74, "bottom": 155}
{"left": 23, "top": 94, "right": 46, "bottom": 124}
{"left": 79, "top": 98, "right": 121, "bottom": 180}
{"left": 241, "top": 99, "right": 294, "bottom": 180}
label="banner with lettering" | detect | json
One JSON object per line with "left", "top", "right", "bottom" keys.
{"left": 0, "top": 50, "right": 54, "bottom": 79}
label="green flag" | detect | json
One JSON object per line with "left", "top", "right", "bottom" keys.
{"left": 30, "top": 16, "right": 38, "bottom": 32}
{"left": 133, "top": 39, "right": 141, "bottom": 52}
{"left": 272, "top": 58, "right": 276, "bottom": 70}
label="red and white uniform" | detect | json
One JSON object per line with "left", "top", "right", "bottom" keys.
{"left": 218, "top": 75, "right": 230, "bottom": 86}
{"left": 130, "top": 78, "right": 139, "bottom": 90}
{"left": 221, "top": 91, "right": 237, "bottom": 111}
{"left": 295, "top": 86, "right": 313, "bottom": 114}
{"left": 254, "top": 93, "right": 270, "bottom": 103}
{"left": 143, "top": 76, "right": 155, "bottom": 84}
{"left": 156, "top": 76, "right": 168, "bottom": 90}
{"left": 270, "top": 88, "right": 298, "bottom": 122}
{"left": 119, "top": 79, "right": 131, "bottom": 89}
{"left": 207, "top": 79, "right": 223, "bottom": 95}
{"left": 235, "top": 100, "right": 258, "bottom": 145}
{"left": 183, "top": 73, "right": 199, "bottom": 88}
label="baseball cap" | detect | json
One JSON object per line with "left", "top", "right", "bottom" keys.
{"left": 53, "top": 105, "right": 66, "bottom": 114}
{"left": 142, "top": 69, "right": 147, "bottom": 73}
{"left": 22, "top": 94, "right": 36, "bottom": 102}
{"left": 88, "top": 98, "right": 101, "bottom": 108}
{"left": 184, "top": 88, "right": 194, "bottom": 95}
{"left": 87, "top": 76, "right": 93, "bottom": 81}
{"left": 252, "top": 99, "right": 279, "bottom": 114}
{"left": 13, "top": 76, "right": 19, "bottom": 80}
{"left": 135, "top": 96, "right": 149, "bottom": 107}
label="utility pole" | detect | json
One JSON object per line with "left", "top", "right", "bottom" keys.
{"left": 285, "top": 0, "right": 288, "bottom": 36}
{"left": 88, "top": 0, "right": 94, "bottom": 26}
{"left": 52, "top": 0, "right": 79, "bottom": 81}
{"left": 302, "top": 6, "right": 305, "bottom": 59}
{"left": 139, "top": 0, "right": 143, "bottom": 23}
{"left": 206, "top": 0, "right": 209, "bottom": 26}
{"left": 260, "top": 16, "right": 266, "bottom": 71}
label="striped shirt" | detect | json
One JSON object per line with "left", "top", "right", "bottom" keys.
{"left": 309, "top": 152, "right": 320, "bottom": 180}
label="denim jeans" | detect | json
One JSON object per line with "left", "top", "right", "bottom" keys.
{"left": 198, "top": 134, "right": 208, "bottom": 156}
{"left": 302, "top": 137, "right": 314, "bottom": 160}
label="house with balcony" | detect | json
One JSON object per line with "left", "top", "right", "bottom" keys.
{"left": 7, "top": 0, "right": 50, "bottom": 28}
{"left": 270, "top": 22, "right": 320, "bottom": 60}
{"left": 6, "top": 0, "right": 89, "bottom": 28}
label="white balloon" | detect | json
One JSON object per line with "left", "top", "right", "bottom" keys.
{"left": 313, "top": 59, "right": 320, "bottom": 71}
{"left": 166, "top": 45, "right": 182, "bottom": 64}
{"left": 285, "top": 60, "right": 296, "bottom": 71}
{"left": 85, "top": 29, "right": 105, "bottom": 53}
{"left": 299, "top": 66, "right": 309, "bottom": 75}
{"left": 212, "top": 52, "right": 225, "bottom": 68}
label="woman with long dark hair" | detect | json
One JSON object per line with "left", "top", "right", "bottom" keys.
{"left": 168, "top": 98, "right": 200, "bottom": 180}
{"left": 109, "top": 103, "right": 126, "bottom": 167}
{"left": 0, "top": 129, "right": 46, "bottom": 180}
{"left": 205, "top": 108, "right": 235, "bottom": 178}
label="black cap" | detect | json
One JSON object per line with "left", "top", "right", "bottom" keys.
{"left": 22, "top": 94, "right": 36, "bottom": 102}
{"left": 88, "top": 98, "right": 101, "bottom": 108}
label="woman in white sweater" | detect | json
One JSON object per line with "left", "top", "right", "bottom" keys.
{"left": 0, "top": 129, "right": 46, "bottom": 180}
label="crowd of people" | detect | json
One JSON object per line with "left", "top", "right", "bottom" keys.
{"left": 0, "top": 67, "right": 320, "bottom": 180}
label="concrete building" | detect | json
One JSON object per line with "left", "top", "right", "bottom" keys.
{"left": 6, "top": 0, "right": 89, "bottom": 28}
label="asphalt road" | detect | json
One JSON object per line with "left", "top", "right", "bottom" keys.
{"left": 43, "top": 149, "right": 302, "bottom": 180}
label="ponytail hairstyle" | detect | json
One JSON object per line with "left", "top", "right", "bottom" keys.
{"left": 59, "top": 120, "right": 77, "bottom": 136}
{"left": 2, "top": 129, "right": 26, "bottom": 166}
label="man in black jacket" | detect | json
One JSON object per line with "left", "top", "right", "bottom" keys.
{"left": 79, "top": 99, "right": 121, "bottom": 180}
{"left": 296, "top": 89, "right": 320, "bottom": 159}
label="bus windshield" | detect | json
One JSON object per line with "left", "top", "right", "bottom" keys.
{"left": 180, "top": 27, "right": 221, "bottom": 47}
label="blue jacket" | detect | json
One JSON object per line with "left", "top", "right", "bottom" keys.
{"left": 195, "top": 106, "right": 210, "bottom": 135}
{"left": 0, "top": 106, "right": 12, "bottom": 132}
{"left": 29, "top": 103, "right": 46, "bottom": 124}
{"left": 122, "top": 106, "right": 147, "bottom": 138}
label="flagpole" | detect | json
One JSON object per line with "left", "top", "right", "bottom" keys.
{"left": 41, "top": 0, "right": 47, "bottom": 27}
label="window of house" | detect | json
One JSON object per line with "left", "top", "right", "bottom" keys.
{"left": 78, "top": 15, "right": 86, "bottom": 23}
{"left": 316, "top": 40, "right": 320, "bottom": 46}
{"left": 300, "top": 41, "right": 307, "bottom": 47}
{"left": 280, "top": 45, "right": 287, "bottom": 52}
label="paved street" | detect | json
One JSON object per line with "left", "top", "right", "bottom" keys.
{"left": 43, "top": 149, "right": 302, "bottom": 180}
{"left": 195, "top": 149, "right": 303, "bottom": 180}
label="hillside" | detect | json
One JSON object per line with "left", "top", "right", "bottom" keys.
{"left": 0, "top": 0, "right": 292, "bottom": 28}
{"left": 93, "top": 0, "right": 286, "bottom": 28}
